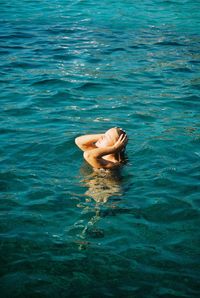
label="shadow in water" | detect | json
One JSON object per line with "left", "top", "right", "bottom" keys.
{"left": 75, "top": 164, "right": 124, "bottom": 249}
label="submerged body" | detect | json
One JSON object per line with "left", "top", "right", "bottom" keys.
{"left": 75, "top": 127, "right": 128, "bottom": 169}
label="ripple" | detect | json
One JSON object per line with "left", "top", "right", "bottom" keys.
{"left": 142, "top": 200, "right": 199, "bottom": 224}
{"left": 31, "top": 78, "right": 68, "bottom": 87}
{"left": 0, "top": 170, "right": 28, "bottom": 192}
{"left": 172, "top": 67, "right": 193, "bottom": 73}
{"left": 134, "top": 145, "right": 156, "bottom": 156}
{"left": 77, "top": 82, "right": 106, "bottom": 90}
{"left": 5, "top": 61, "right": 43, "bottom": 69}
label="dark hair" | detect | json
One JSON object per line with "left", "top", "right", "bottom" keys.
{"left": 116, "top": 127, "right": 126, "bottom": 137}
{"left": 115, "top": 127, "right": 127, "bottom": 161}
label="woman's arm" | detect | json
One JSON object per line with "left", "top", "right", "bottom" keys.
{"left": 83, "top": 134, "right": 128, "bottom": 169}
{"left": 75, "top": 134, "right": 104, "bottom": 151}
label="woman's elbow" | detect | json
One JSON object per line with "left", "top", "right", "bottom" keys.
{"left": 75, "top": 137, "right": 84, "bottom": 150}
{"left": 83, "top": 151, "right": 90, "bottom": 161}
{"left": 75, "top": 137, "right": 80, "bottom": 146}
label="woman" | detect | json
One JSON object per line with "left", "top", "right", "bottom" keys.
{"left": 75, "top": 127, "right": 128, "bottom": 169}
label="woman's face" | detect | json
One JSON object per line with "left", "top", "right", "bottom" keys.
{"left": 96, "top": 128, "right": 120, "bottom": 148}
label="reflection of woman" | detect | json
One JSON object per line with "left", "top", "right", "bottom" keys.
{"left": 83, "top": 170, "right": 122, "bottom": 203}
{"left": 76, "top": 168, "right": 123, "bottom": 249}
{"left": 75, "top": 127, "right": 128, "bottom": 169}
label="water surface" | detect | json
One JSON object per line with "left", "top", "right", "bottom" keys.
{"left": 0, "top": 0, "right": 200, "bottom": 297}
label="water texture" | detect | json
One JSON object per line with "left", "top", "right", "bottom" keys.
{"left": 0, "top": 0, "right": 200, "bottom": 297}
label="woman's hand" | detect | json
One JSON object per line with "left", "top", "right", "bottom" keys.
{"left": 112, "top": 133, "right": 128, "bottom": 152}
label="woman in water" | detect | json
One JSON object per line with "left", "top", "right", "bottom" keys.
{"left": 75, "top": 127, "right": 128, "bottom": 169}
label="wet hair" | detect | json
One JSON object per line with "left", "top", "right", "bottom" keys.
{"left": 115, "top": 127, "right": 127, "bottom": 161}
{"left": 115, "top": 127, "right": 126, "bottom": 137}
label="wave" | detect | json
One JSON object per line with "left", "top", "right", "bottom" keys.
{"left": 76, "top": 82, "right": 106, "bottom": 90}
{"left": 31, "top": 78, "right": 69, "bottom": 87}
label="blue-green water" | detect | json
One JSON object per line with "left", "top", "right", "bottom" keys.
{"left": 1, "top": 0, "right": 200, "bottom": 297}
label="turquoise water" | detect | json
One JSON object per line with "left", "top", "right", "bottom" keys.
{"left": 1, "top": 0, "right": 200, "bottom": 297}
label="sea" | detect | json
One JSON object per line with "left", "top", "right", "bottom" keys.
{"left": 0, "top": 0, "right": 200, "bottom": 297}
